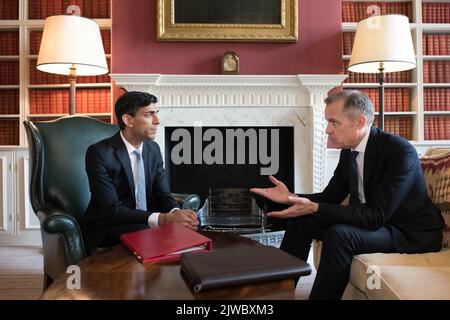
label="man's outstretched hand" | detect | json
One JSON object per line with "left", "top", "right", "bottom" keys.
{"left": 266, "top": 196, "right": 318, "bottom": 218}
{"left": 250, "top": 176, "right": 318, "bottom": 218}
{"left": 250, "top": 175, "right": 295, "bottom": 205}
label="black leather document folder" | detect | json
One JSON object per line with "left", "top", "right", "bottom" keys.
{"left": 180, "top": 245, "right": 311, "bottom": 292}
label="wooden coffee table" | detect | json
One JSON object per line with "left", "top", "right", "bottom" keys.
{"left": 41, "top": 231, "right": 310, "bottom": 300}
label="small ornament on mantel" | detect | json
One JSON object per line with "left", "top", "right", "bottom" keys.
{"left": 222, "top": 51, "right": 239, "bottom": 75}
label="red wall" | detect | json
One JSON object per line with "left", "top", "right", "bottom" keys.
{"left": 112, "top": 0, "right": 342, "bottom": 75}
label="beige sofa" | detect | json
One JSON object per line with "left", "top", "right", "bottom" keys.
{"left": 313, "top": 148, "right": 450, "bottom": 300}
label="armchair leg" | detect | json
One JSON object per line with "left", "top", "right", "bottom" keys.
{"left": 43, "top": 273, "right": 54, "bottom": 290}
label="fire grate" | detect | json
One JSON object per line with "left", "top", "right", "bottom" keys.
{"left": 197, "top": 187, "right": 268, "bottom": 233}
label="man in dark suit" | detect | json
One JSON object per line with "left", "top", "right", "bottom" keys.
{"left": 251, "top": 90, "right": 444, "bottom": 300}
{"left": 82, "top": 91, "right": 199, "bottom": 247}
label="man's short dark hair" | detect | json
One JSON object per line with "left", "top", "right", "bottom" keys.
{"left": 324, "top": 90, "right": 375, "bottom": 126}
{"left": 115, "top": 91, "right": 158, "bottom": 130}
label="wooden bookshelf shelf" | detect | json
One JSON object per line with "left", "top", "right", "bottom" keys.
{"left": 0, "top": 85, "right": 19, "bottom": 89}
{"left": 28, "top": 83, "right": 112, "bottom": 89}
{"left": 381, "top": 112, "right": 418, "bottom": 115}
{"left": 0, "top": 114, "right": 20, "bottom": 118}
{"left": 343, "top": 83, "right": 417, "bottom": 88}
{"left": 423, "top": 55, "right": 450, "bottom": 60}
{"left": 424, "top": 111, "right": 450, "bottom": 114}
{"left": 423, "top": 83, "right": 450, "bottom": 87}
{"left": 28, "top": 113, "right": 111, "bottom": 118}
{"left": 0, "top": 56, "right": 19, "bottom": 60}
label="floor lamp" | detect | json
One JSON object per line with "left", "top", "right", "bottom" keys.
{"left": 36, "top": 15, "right": 108, "bottom": 115}
{"left": 348, "top": 14, "right": 416, "bottom": 130}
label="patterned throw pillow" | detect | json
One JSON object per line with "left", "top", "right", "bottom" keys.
{"left": 420, "top": 151, "right": 450, "bottom": 248}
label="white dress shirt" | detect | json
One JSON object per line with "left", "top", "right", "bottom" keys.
{"left": 120, "top": 132, "right": 178, "bottom": 227}
{"left": 351, "top": 129, "right": 370, "bottom": 204}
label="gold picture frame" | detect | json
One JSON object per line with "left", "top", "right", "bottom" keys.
{"left": 157, "top": 0, "right": 298, "bottom": 42}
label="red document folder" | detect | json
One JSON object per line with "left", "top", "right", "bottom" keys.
{"left": 120, "top": 223, "right": 212, "bottom": 263}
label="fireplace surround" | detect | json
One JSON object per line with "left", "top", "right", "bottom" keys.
{"left": 112, "top": 74, "right": 346, "bottom": 193}
{"left": 111, "top": 74, "right": 346, "bottom": 243}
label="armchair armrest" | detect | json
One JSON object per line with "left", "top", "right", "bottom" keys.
{"left": 172, "top": 193, "right": 201, "bottom": 211}
{"left": 37, "top": 208, "right": 86, "bottom": 274}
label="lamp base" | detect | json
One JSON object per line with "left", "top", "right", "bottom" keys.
{"left": 378, "top": 68, "right": 385, "bottom": 131}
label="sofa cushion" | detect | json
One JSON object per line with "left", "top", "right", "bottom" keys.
{"left": 349, "top": 249, "right": 450, "bottom": 299}
{"left": 420, "top": 151, "right": 450, "bottom": 248}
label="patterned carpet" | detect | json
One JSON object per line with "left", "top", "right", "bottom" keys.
{"left": 0, "top": 246, "right": 44, "bottom": 300}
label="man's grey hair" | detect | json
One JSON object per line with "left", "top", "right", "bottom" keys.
{"left": 324, "top": 90, "right": 375, "bottom": 126}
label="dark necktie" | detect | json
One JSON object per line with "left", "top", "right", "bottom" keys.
{"left": 349, "top": 150, "right": 360, "bottom": 205}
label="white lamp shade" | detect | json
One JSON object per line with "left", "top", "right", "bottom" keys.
{"left": 348, "top": 15, "right": 416, "bottom": 73}
{"left": 37, "top": 15, "right": 108, "bottom": 76}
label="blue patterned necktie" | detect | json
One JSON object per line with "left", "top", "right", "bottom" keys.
{"left": 349, "top": 151, "right": 360, "bottom": 205}
{"left": 133, "top": 149, "right": 147, "bottom": 211}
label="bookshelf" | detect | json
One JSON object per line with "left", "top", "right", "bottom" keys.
{"left": 342, "top": 0, "right": 450, "bottom": 143}
{"left": 0, "top": 14, "right": 20, "bottom": 144}
{"left": 0, "top": 0, "right": 112, "bottom": 147}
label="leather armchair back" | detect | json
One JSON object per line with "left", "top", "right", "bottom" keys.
{"left": 24, "top": 116, "right": 119, "bottom": 283}
{"left": 25, "top": 116, "right": 118, "bottom": 218}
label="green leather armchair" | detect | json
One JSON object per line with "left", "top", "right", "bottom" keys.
{"left": 23, "top": 116, "right": 201, "bottom": 287}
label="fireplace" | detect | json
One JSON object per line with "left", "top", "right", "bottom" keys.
{"left": 165, "top": 126, "right": 294, "bottom": 232}
{"left": 111, "top": 74, "right": 347, "bottom": 244}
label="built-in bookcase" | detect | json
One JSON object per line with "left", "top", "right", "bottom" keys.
{"left": 0, "top": 0, "right": 112, "bottom": 147}
{"left": 342, "top": 0, "right": 450, "bottom": 142}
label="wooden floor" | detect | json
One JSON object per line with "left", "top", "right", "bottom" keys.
{"left": 0, "top": 246, "right": 44, "bottom": 300}
{"left": 295, "top": 252, "right": 316, "bottom": 300}
{"left": 0, "top": 245, "right": 315, "bottom": 300}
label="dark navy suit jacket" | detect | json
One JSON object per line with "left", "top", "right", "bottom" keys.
{"left": 306, "top": 127, "right": 444, "bottom": 253}
{"left": 82, "top": 132, "right": 178, "bottom": 246}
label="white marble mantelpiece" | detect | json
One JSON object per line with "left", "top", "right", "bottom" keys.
{"left": 111, "top": 74, "right": 347, "bottom": 193}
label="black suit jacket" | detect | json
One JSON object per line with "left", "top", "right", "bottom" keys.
{"left": 82, "top": 132, "right": 179, "bottom": 246}
{"left": 305, "top": 127, "right": 444, "bottom": 253}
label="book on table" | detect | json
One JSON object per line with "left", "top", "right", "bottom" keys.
{"left": 180, "top": 245, "right": 311, "bottom": 292}
{"left": 120, "top": 223, "right": 212, "bottom": 263}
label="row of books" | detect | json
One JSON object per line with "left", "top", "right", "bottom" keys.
{"left": 342, "top": 32, "right": 355, "bottom": 56}
{"left": 28, "top": 0, "right": 110, "bottom": 19}
{"left": 422, "top": 34, "right": 450, "bottom": 56}
{"left": 0, "top": 119, "right": 19, "bottom": 145}
{"left": 0, "top": 0, "right": 18, "bottom": 20}
{"left": 29, "top": 58, "right": 111, "bottom": 84}
{"left": 29, "top": 88, "right": 111, "bottom": 114}
{"left": 0, "top": 31, "right": 19, "bottom": 55}
{"left": 422, "top": 3, "right": 450, "bottom": 23}
{"left": 29, "top": 29, "right": 111, "bottom": 55}
{"left": 424, "top": 88, "right": 450, "bottom": 111}
{"left": 342, "top": 2, "right": 413, "bottom": 23}
{"left": 0, "top": 61, "right": 19, "bottom": 85}
{"left": 343, "top": 61, "right": 412, "bottom": 83}
{"left": 351, "top": 88, "right": 411, "bottom": 112}
{"left": 423, "top": 60, "right": 450, "bottom": 83}
{"left": 424, "top": 116, "right": 450, "bottom": 140}
{"left": 0, "top": 89, "right": 19, "bottom": 114}
{"left": 373, "top": 116, "right": 412, "bottom": 140}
